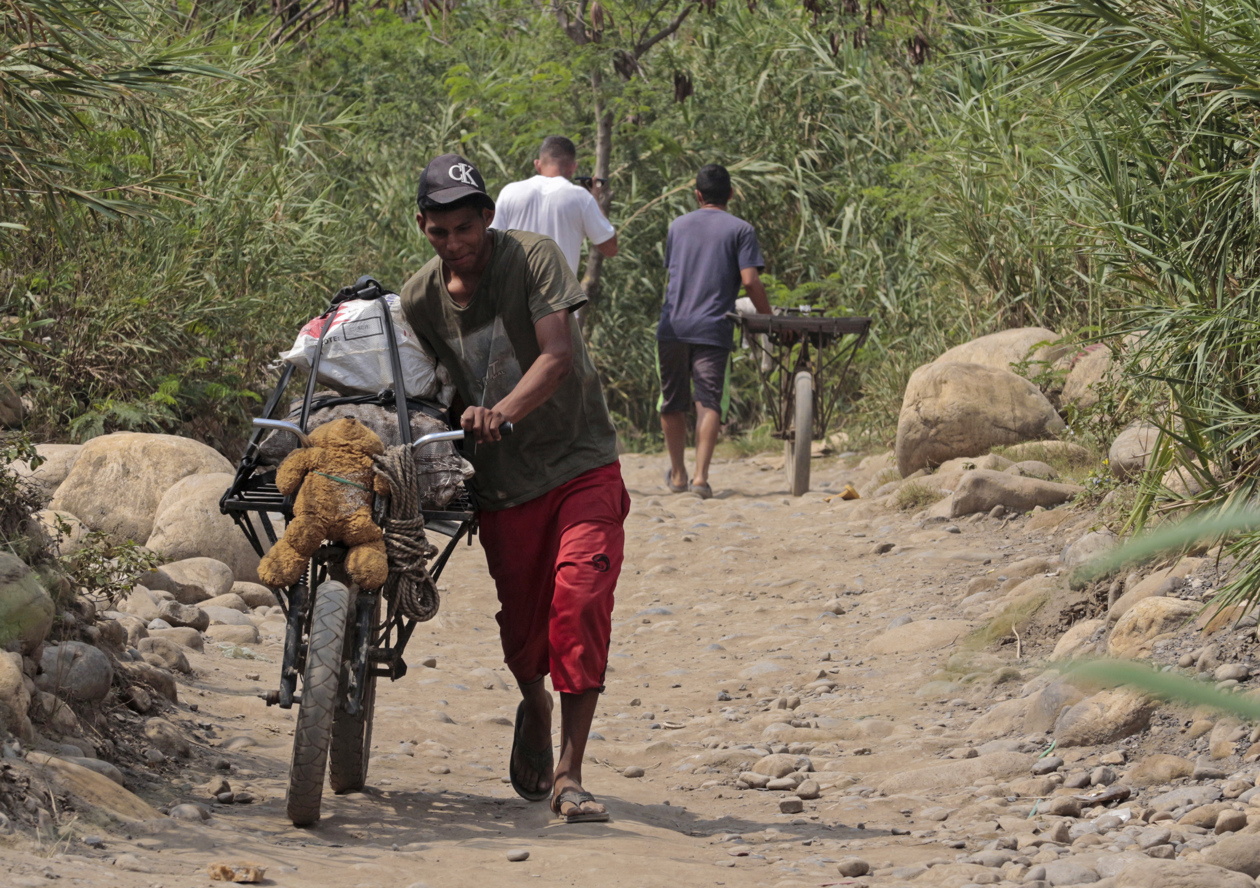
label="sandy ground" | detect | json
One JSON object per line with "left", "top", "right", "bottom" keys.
{"left": 2, "top": 451, "right": 1093, "bottom": 888}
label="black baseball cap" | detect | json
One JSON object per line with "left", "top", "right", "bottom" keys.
{"left": 416, "top": 153, "right": 495, "bottom": 211}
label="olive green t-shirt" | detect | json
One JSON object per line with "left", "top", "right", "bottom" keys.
{"left": 399, "top": 229, "right": 619, "bottom": 510}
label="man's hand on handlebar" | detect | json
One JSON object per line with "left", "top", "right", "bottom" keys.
{"left": 461, "top": 406, "right": 511, "bottom": 444}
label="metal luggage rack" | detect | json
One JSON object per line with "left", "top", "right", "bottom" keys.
{"left": 217, "top": 275, "right": 482, "bottom": 827}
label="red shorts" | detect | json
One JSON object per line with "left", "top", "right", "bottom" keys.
{"left": 477, "top": 461, "right": 630, "bottom": 695}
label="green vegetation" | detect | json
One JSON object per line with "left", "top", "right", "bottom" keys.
{"left": 8, "top": 0, "right": 1260, "bottom": 600}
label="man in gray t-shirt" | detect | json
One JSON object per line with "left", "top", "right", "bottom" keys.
{"left": 657, "top": 164, "right": 771, "bottom": 497}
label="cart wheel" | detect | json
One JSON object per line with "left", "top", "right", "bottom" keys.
{"left": 287, "top": 580, "right": 351, "bottom": 827}
{"left": 329, "top": 596, "right": 379, "bottom": 794}
{"left": 786, "top": 370, "right": 813, "bottom": 496}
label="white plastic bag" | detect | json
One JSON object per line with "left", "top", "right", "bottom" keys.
{"left": 280, "top": 295, "right": 454, "bottom": 405}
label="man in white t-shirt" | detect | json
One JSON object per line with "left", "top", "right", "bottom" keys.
{"left": 491, "top": 136, "right": 618, "bottom": 275}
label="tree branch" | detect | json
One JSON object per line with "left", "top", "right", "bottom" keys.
{"left": 634, "top": 2, "right": 693, "bottom": 58}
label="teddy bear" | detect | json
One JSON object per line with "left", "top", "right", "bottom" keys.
{"left": 258, "top": 417, "right": 392, "bottom": 590}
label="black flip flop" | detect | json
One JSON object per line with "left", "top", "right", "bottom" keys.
{"left": 509, "top": 699, "right": 553, "bottom": 802}
{"left": 552, "top": 788, "right": 610, "bottom": 823}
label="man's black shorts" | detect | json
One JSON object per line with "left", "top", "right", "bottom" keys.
{"left": 657, "top": 341, "right": 730, "bottom": 416}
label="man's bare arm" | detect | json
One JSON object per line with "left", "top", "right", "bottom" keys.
{"left": 595, "top": 233, "right": 619, "bottom": 258}
{"left": 461, "top": 310, "right": 573, "bottom": 443}
{"left": 741, "top": 267, "right": 772, "bottom": 314}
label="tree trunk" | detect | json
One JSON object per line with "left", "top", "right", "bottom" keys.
{"left": 578, "top": 67, "right": 614, "bottom": 334}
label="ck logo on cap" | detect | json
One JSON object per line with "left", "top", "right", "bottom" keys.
{"left": 449, "top": 163, "right": 477, "bottom": 186}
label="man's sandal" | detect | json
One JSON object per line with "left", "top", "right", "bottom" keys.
{"left": 551, "top": 788, "right": 610, "bottom": 824}
{"left": 689, "top": 481, "right": 713, "bottom": 499}
{"left": 663, "top": 468, "right": 688, "bottom": 494}
{"left": 509, "top": 699, "right": 553, "bottom": 802}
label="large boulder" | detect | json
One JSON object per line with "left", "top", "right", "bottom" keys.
{"left": 28, "top": 509, "right": 89, "bottom": 558}
{"left": 1061, "top": 345, "right": 1112, "bottom": 412}
{"left": 1205, "top": 834, "right": 1260, "bottom": 878}
{"left": 1108, "top": 597, "right": 1198, "bottom": 658}
{"left": 35, "top": 641, "right": 113, "bottom": 703}
{"left": 948, "top": 469, "right": 1082, "bottom": 517}
{"left": 49, "top": 432, "right": 232, "bottom": 544}
{"left": 140, "top": 557, "right": 233, "bottom": 605}
{"left": 232, "top": 582, "right": 278, "bottom": 609}
{"left": 145, "top": 472, "right": 268, "bottom": 585}
{"left": 1062, "top": 529, "right": 1118, "bottom": 571}
{"left": 0, "top": 553, "right": 55, "bottom": 653}
{"left": 1109, "top": 422, "right": 1160, "bottom": 480}
{"left": 878, "top": 750, "right": 1033, "bottom": 795}
{"left": 934, "top": 327, "right": 1065, "bottom": 375}
{"left": 15, "top": 444, "right": 83, "bottom": 502}
{"left": 1112, "top": 858, "right": 1256, "bottom": 888}
{"left": 157, "top": 600, "right": 209, "bottom": 633}
{"left": 1050, "top": 619, "right": 1106, "bottom": 661}
{"left": 0, "top": 651, "right": 33, "bottom": 740}
{"left": 1054, "top": 687, "right": 1156, "bottom": 747}
{"left": 895, "top": 362, "right": 1066, "bottom": 476}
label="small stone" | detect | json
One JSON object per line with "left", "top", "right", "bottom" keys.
{"left": 1217, "top": 810, "right": 1249, "bottom": 834}
{"left": 215, "top": 791, "right": 235, "bottom": 804}
{"left": 1195, "top": 764, "right": 1228, "bottom": 780}
{"left": 1100, "top": 751, "right": 1126, "bottom": 765}
{"left": 1090, "top": 766, "right": 1117, "bottom": 786}
{"left": 429, "top": 765, "right": 450, "bottom": 775}
{"left": 836, "top": 857, "right": 870, "bottom": 877}
{"left": 1045, "top": 796, "right": 1082, "bottom": 818}
{"left": 738, "top": 771, "right": 769, "bottom": 789}
{"left": 234, "top": 791, "right": 255, "bottom": 804}
{"left": 1032, "top": 756, "right": 1064, "bottom": 775}
{"left": 623, "top": 766, "right": 645, "bottom": 778}
{"left": 506, "top": 849, "right": 529, "bottom": 862}
{"left": 1215, "top": 663, "right": 1251, "bottom": 682}
{"left": 245, "top": 673, "right": 260, "bottom": 681}
{"left": 795, "top": 779, "right": 821, "bottom": 800}
{"left": 169, "top": 803, "right": 209, "bottom": 821}
{"left": 82, "top": 836, "right": 104, "bottom": 848}
{"left": 779, "top": 798, "right": 804, "bottom": 814}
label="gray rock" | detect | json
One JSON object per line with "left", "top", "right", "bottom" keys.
{"left": 752, "top": 753, "right": 811, "bottom": 778}
{"left": 506, "top": 849, "right": 529, "bottom": 862}
{"left": 145, "top": 474, "right": 265, "bottom": 585}
{"left": 1204, "top": 833, "right": 1260, "bottom": 876}
{"left": 141, "top": 557, "right": 233, "bottom": 605}
{"left": 778, "top": 798, "right": 804, "bottom": 814}
{"left": 1032, "top": 755, "right": 1064, "bottom": 775}
{"left": 1042, "top": 859, "right": 1099, "bottom": 885}
{"left": 1109, "top": 422, "right": 1159, "bottom": 481}
{"left": 894, "top": 361, "right": 1065, "bottom": 476}
{"left": 1149, "top": 784, "right": 1223, "bottom": 811}
{"left": 836, "top": 858, "right": 870, "bottom": 877}
{"left": 1091, "top": 766, "right": 1117, "bottom": 786}
{"left": 1216, "top": 663, "right": 1251, "bottom": 682}
{"left": 1063, "top": 529, "right": 1118, "bottom": 570}
{"left": 1111, "top": 858, "right": 1257, "bottom": 888}
{"left": 35, "top": 642, "right": 112, "bottom": 703}
{"left": 0, "top": 651, "right": 32, "bottom": 743}
{"left": 50, "top": 432, "right": 233, "bottom": 544}
{"left": 796, "top": 779, "right": 821, "bottom": 800}
{"left": 168, "top": 803, "right": 209, "bottom": 822}
{"left": 136, "top": 638, "right": 191, "bottom": 674}
{"left": 0, "top": 554, "right": 55, "bottom": 654}
{"left": 201, "top": 606, "right": 253, "bottom": 626}
{"left": 1054, "top": 689, "right": 1155, "bottom": 747}
{"left": 143, "top": 718, "right": 190, "bottom": 758}
{"left": 157, "top": 600, "right": 209, "bottom": 632}
{"left": 949, "top": 470, "right": 1082, "bottom": 518}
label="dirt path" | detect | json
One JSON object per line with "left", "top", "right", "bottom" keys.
{"left": 3, "top": 452, "right": 1095, "bottom": 888}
